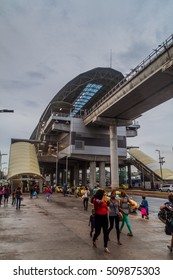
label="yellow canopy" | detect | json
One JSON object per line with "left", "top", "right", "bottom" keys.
{"left": 8, "top": 142, "right": 42, "bottom": 180}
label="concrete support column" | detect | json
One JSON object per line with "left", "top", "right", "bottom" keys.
{"left": 90, "top": 161, "right": 96, "bottom": 189}
{"left": 109, "top": 124, "right": 119, "bottom": 188}
{"left": 127, "top": 163, "right": 132, "bottom": 188}
{"left": 74, "top": 163, "right": 79, "bottom": 187}
{"left": 82, "top": 163, "right": 87, "bottom": 186}
{"left": 39, "top": 179, "right": 43, "bottom": 193}
{"left": 62, "top": 170, "right": 66, "bottom": 185}
{"left": 70, "top": 166, "right": 74, "bottom": 187}
{"left": 99, "top": 161, "right": 105, "bottom": 188}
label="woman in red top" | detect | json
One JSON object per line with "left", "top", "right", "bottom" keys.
{"left": 92, "top": 189, "right": 110, "bottom": 253}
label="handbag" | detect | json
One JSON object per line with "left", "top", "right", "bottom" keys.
{"left": 158, "top": 205, "right": 173, "bottom": 224}
{"left": 141, "top": 207, "right": 147, "bottom": 216}
{"left": 158, "top": 208, "right": 167, "bottom": 224}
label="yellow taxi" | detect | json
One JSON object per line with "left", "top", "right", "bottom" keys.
{"left": 119, "top": 184, "right": 129, "bottom": 190}
{"left": 74, "top": 186, "right": 85, "bottom": 197}
{"left": 55, "top": 186, "right": 64, "bottom": 193}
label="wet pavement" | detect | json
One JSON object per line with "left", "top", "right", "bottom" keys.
{"left": 0, "top": 193, "right": 173, "bottom": 260}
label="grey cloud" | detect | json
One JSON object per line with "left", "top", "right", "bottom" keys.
{"left": 23, "top": 100, "right": 39, "bottom": 108}
{"left": 27, "top": 71, "right": 46, "bottom": 80}
{"left": 117, "top": 41, "right": 153, "bottom": 73}
{"left": 0, "top": 0, "right": 173, "bottom": 169}
{"left": 0, "top": 79, "right": 41, "bottom": 90}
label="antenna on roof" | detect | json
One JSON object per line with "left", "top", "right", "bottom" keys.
{"left": 110, "top": 49, "right": 112, "bottom": 68}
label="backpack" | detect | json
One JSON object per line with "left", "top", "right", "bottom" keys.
{"left": 158, "top": 203, "right": 173, "bottom": 224}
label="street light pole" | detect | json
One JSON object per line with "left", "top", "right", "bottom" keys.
{"left": 55, "top": 142, "right": 59, "bottom": 186}
{"left": 155, "top": 149, "right": 165, "bottom": 179}
{"left": 65, "top": 156, "right": 68, "bottom": 185}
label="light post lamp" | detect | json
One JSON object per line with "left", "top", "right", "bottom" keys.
{"left": 1, "top": 162, "right": 7, "bottom": 179}
{"left": 0, "top": 151, "right": 7, "bottom": 172}
{"left": 0, "top": 109, "right": 14, "bottom": 113}
{"left": 155, "top": 149, "right": 165, "bottom": 179}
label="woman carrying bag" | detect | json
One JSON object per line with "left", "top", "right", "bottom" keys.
{"left": 92, "top": 189, "right": 110, "bottom": 253}
{"left": 107, "top": 191, "right": 122, "bottom": 245}
{"left": 119, "top": 191, "right": 133, "bottom": 236}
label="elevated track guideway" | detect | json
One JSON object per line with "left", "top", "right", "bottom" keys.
{"left": 83, "top": 34, "right": 173, "bottom": 125}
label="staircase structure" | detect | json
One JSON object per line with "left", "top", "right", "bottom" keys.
{"left": 128, "top": 149, "right": 173, "bottom": 185}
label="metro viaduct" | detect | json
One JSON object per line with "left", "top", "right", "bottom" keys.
{"left": 28, "top": 34, "right": 173, "bottom": 189}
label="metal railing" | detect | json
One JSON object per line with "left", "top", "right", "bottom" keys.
{"left": 83, "top": 34, "right": 173, "bottom": 119}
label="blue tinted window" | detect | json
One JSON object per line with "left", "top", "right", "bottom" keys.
{"left": 70, "top": 83, "right": 102, "bottom": 116}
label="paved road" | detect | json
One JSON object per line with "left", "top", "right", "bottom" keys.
{"left": 129, "top": 195, "right": 166, "bottom": 219}
{"left": 0, "top": 193, "right": 172, "bottom": 260}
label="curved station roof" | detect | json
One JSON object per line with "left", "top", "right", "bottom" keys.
{"left": 9, "top": 67, "right": 125, "bottom": 182}
{"left": 31, "top": 67, "right": 124, "bottom": 139}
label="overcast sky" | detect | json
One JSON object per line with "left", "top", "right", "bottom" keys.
{"left": 0, "top": 0, "right": 173, "bottom": 172}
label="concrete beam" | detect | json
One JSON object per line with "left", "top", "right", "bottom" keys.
{"left": 92, "top": 116, "right": 132, "bottom": 126}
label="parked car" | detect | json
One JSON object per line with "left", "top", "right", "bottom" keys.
{"left": 119, "top": 184, "right": 129, "bottom": 190}
{"left": 159, "top": 184, "right": 173, "bottom": 192}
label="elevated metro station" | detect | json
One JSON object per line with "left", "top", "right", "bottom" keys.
{"left": 8, "top": 67, "right": 139, "bottom": 190}
{"left": 29, "top": 67, "right": 139, "bottom": 189}
{"left": 8, "top": 34, "right": 173, "bottom": 190}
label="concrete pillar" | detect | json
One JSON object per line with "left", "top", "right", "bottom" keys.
{"left": 39, "top": 179, "right": 43, "bottom": 193}
{"left": 99, "top": 161, "right": 105, "bottom": 188}
{"left": 82, "top": 163, "right": 87, "bottom": 186}
{"left": 59, "top": 170, "right": 63, "bottom": 186}
{"left": 109, "top": 124, "right": 119, "bottom": 188}
{"left": 74, "top": 163, "right": 79, "bottom": 187}
{"left": 90, "top": 161, "right": 96, "bottom": 188}
{"left": 127, "top": 163, "right": 132, "bottom": 188}
{"left": 70, "top": 166, "right": 74, "bottom": 187}
{"left": 62, "top": 170, "right": 66, "bottom": 185}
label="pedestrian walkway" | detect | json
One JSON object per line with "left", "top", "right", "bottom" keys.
{"left": 0, "top": 193, "right": 172, "bottom": 260}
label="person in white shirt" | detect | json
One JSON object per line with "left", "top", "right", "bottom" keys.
{"left": 83, "top": 186, "right": 90, "bottom": 210}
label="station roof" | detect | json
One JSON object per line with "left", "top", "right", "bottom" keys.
{"left": 31, "top": 67, "right": 124, "bottom": 139}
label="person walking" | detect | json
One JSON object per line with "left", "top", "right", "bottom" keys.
{"left": 88, "top": 209, "right": 95, "bottom": 237}
{"left": 119, "top": 191, "right": 133, "bottom": 236}
{"left": 107, "top": 191, "right": 122, "bottom": 245}
{"left": 29, "top": 185, "right": 34, "bottom": 199}
{"left": 83, "top": 186, "right": 90, "bottom": 210}
{"left": 160, "top": 193, "right": 173, "bottom": 252}
{"left": 15, "top": 187, "right": 23, "bottom": 210}
{"left": 11, "top": 189, "right": 16, "bottom": 206}
{"left": 62, "top": 183, "right": 68, "bottom": 196}
{"left": 45, "top": 186, "right": 52, "bottom": 202}
{"left": 140, "top": 196, "right": 149, "bottom": 219}
{"left": 92, "top": 189, "right": 110, "bottom": 253}
{"left": 92, "top": 185, "right": 98, "bottom": 196}
{"left": 3, "top": 185, "right": 10, "bottom": 206}
{"left": 0, "top": 186, "right": 4, "bottom": 206}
